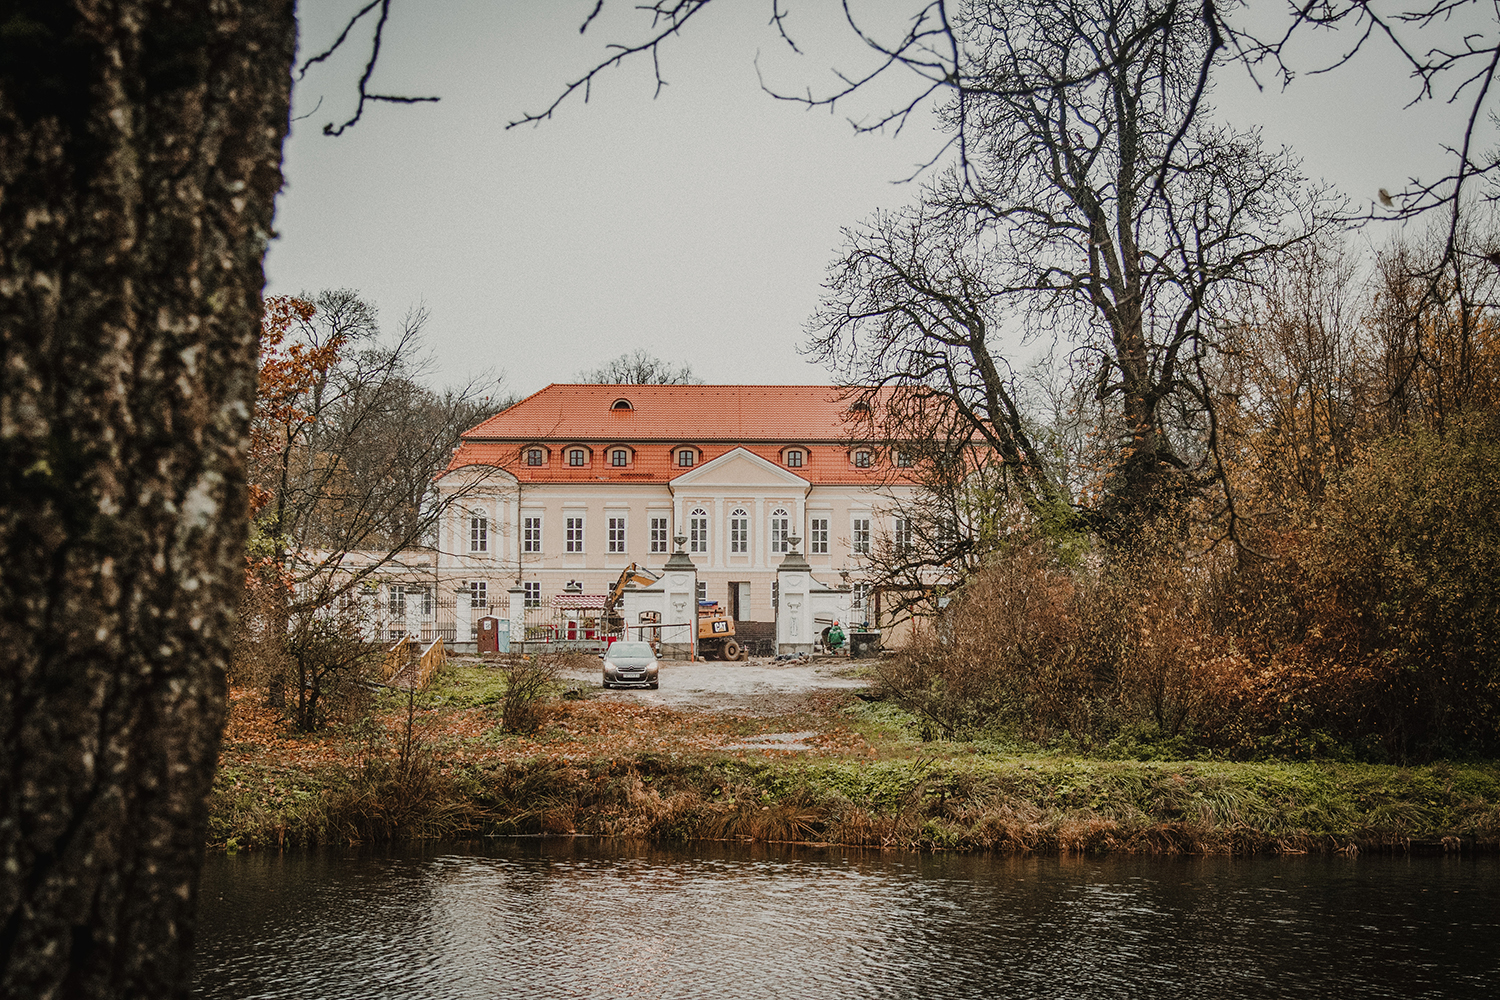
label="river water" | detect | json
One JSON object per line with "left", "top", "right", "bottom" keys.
{"left": 194, "top": 839, "right": 1498, "bottom": 999}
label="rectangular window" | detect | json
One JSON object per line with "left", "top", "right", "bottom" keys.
{"left": 696, "top": 581, "right": 707, "bottom": 603}
{"left": 650, "top": 516, "right": 669, "bottom": 554}
{"left": 470, "top": 515, "right": 488, "bottom": 552}
{"left": 852, "top": 518, "right": 871, "bottom": 555}
{"left": 770, "top": 515, "right": 789, "bottom": 554}
{"left": 526, "top": 448, "right": 543, "bottom": 466}
{"left": 524, "top": 582, "right": 541, "bottom": 608}
{"left": 612, "top": 450, "right": 628, "bottom": 467}
{"left": 785, "top": 451, "right": 803, "bottom": 468}
{"left": 678, "top": 450, "right": 695, "bottom": 468}
{"left": 524, "top": 515, "right": 542, "bottom": 553}
{"left": 566, "top": 516, "right": 585, "bottom": 553}
{"left": 730, "top": 515, "right": 749, "bottom": 554}
{"left": 387, "top": 585, "right": 405, "bottom": 616}
{"left": 854, "top": 451, "right": 872, "bottom": 468}
{"left": 569, "top": 449, "right": 586, "bottom": 466}
{"left": 689, "top": 514, "right": 708, "bottom": 553}
{"left": 894, "top": 517, "right": 912, "bottom": 552}
{"left": 895, "top": 451, "right": 912, "bottom": 467}
{"left": 608, "top": 515, "right": 627, "bottom": 554}
{"left": 810, "top": 517, "right": 829, "bottom": 554}
{"left": 852, "top": 582, "right": 870, "bottom": 611}
{"left": 469, "top": 581, "right": 487, "bottom": 608}
{"left": 421, "top": 586, "right": 434, "bottom": 617}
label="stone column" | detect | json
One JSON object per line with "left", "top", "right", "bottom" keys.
{"left": 508, "top": 584, "right": 526, "bottom": 651}
{"left": 660, "top": 534, "right": 698, "bottom": 659}
{"left": 405, "top": 587, "right": 421, "bottom": 640}
{"left": 455, "top": 586, "right": 472, "bottom": 647}
{"left": 776, "top": 535, "right": 815, "bottom": 656}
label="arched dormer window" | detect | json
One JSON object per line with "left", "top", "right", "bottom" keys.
{"left": 566, "top": 446, "right": 590, "bottom": 467}
{"left": 675, "top": 446, "right": 698, "bottom": 469}
{"left": 782, "top": 448, "right": 805, "bottom": 469}
{"left": 611, "top": 398, "right": 634, "bottom": 411}
{"left": 851, "top": 448, "right": 874, "bottom": 469}
{"left": 522, "top": 445, "right": 547, "bottom": 467}
{"left": 608, "top": 446, "right": 631, "bottom": 468}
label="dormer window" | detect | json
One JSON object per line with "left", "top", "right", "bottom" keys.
{"left": 525, "top": 448, "right": 544, "bottom": 467}
{"left": 611, "top": 448, "right": 629, "bottom": 467}
{"left": 785, "top": 450, "right": 804, "bottom": 468}
{"left": 568, "top": 448, "right": 587, "bottom": 467}
{"left": 853, "top": 450, "right": 872, "bottom": 469}
{"left": 611, "top": 398, "right": 634, "bottom": 411}
{"left": 677, "top": 449, "right": 695, "bottom": 468}
{"left": 894, "top": 450, "right": 912, "bottom": 468}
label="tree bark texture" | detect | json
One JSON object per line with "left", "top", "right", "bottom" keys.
{"left": 0, "top": 3, "right": 295, "bottom": 996}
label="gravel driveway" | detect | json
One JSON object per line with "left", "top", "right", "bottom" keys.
{"left": 561, "top": 656, "right": 873, "bottom": 714}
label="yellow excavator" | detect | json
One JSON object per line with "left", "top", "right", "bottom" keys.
{"left": 602, "top": 563, "right": 659, "bottom": 637}
{"left": 696, "top": 601, "right": 747, "bottom": 660}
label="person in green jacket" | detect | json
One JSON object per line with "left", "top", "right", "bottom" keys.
{"left": 826, "top": 621, "right": 845, "bottom": 653}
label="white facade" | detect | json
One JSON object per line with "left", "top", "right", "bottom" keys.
{"left": 435, "top": 446, "right": 906, "bottom": 630}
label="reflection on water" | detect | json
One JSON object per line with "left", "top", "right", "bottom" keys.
{"left": 195, "top": 840, "right": 1500, "bottom": 999}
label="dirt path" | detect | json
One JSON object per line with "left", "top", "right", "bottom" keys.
{"left": 560, "top": 656, "right": 874, "bottom": 714}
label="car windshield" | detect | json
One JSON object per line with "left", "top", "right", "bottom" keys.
{"left": 609, "top": 642, "right": 653, "bottom": 659}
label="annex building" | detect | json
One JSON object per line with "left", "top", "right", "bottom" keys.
{"left": 432, "top": 383, "right": 914, "bottom": 651}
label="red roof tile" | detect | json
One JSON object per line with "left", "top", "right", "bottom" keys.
{"left": 446, "top": 384, "right": 896, "bottom": 486}
{"left": 464, "top": 384, "right": 864, "bottom": 442}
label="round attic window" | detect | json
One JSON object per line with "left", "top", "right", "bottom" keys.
{"left": 611, "top": 398, "right": 634, "bottom": 411}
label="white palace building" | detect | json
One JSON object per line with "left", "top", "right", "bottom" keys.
{"left": 421, "top": 383, "right": 917, "bottom": 654}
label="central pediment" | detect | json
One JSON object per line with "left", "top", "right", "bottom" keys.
{"left": 670, "top": 447, "right": 810, "bottom": 490}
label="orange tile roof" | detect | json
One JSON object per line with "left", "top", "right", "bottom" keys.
{"left": 463, "top": 384, "right": 864, "bottom": 442}
{"left": 447, "top": 384, "right": 896, "bottom": 486}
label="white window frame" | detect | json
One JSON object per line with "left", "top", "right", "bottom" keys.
{"left": 809, "top": 517, "right": 829, "bottom": 555}
{"left": 852, "top": 582, "right": 871, "bottom": 611}
{"left": 469, "top": 513, "right": 488, "bottom": 553}
{"left": 769, "top": 508, "right": 789, "bottom": 555}
{"left": 421, "top": 586, "right": 434, "bottom": 618}
{"left": 608, "top": 514, "right": 627, "bottom": 554}
{"left": 470, "top": 581, "right": 487, "bottom": 608}
{"left": 387, "top": 584, "right": 405, "bottom": 616}
{"left": 852, "top": 518, "right": 871, "bottom": 555}
{"left": 523, "top": 515, "right": 543, "bottom": 553}
{"left": 650, "top": 516, "right": 669, "bottom": 554}
{"left": 523, "top": 582, "right": 541, "bottom": 608}
{"left": 730, "top": 508, "right": 749, "bottom": 554}
{"left": 566, "top": 515, "right": 585, "bottom": 553}
{"left": 894, "top": 517, "right": 912, "bottom": 552}
{"left": 689, "top": 508, "right": 709, "bottom": 554}
{"left": 696, "top": 581, "right": 707, "bottom": 603}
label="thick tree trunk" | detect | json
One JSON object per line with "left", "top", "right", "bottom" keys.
{"left": 0, "top": 3, "right": 295, "bottom": 997}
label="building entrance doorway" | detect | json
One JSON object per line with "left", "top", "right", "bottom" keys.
{"left": 728, "top": 582, "right": 750, "bottom": 621}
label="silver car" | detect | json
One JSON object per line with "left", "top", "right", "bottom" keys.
{"left": 602, "top": 640, "right": 660, "bottom": 689}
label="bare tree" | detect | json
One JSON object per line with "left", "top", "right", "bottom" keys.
{"left": 812, "top": 0, "right": 1330, "bottom": 547}
{"left": 578, "top": 348, "right": 704, "bottom": 384}
{"left": 246, "top": 290, "right": 502, "bottom": 729}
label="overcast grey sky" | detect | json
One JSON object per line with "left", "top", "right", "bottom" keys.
{"left": 267, "top": 1, "right": 1486, "bottom": 398}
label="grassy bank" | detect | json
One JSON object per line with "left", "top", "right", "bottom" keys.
{"left": 210, "top": 664, "right": 1500, "bottom": 855}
